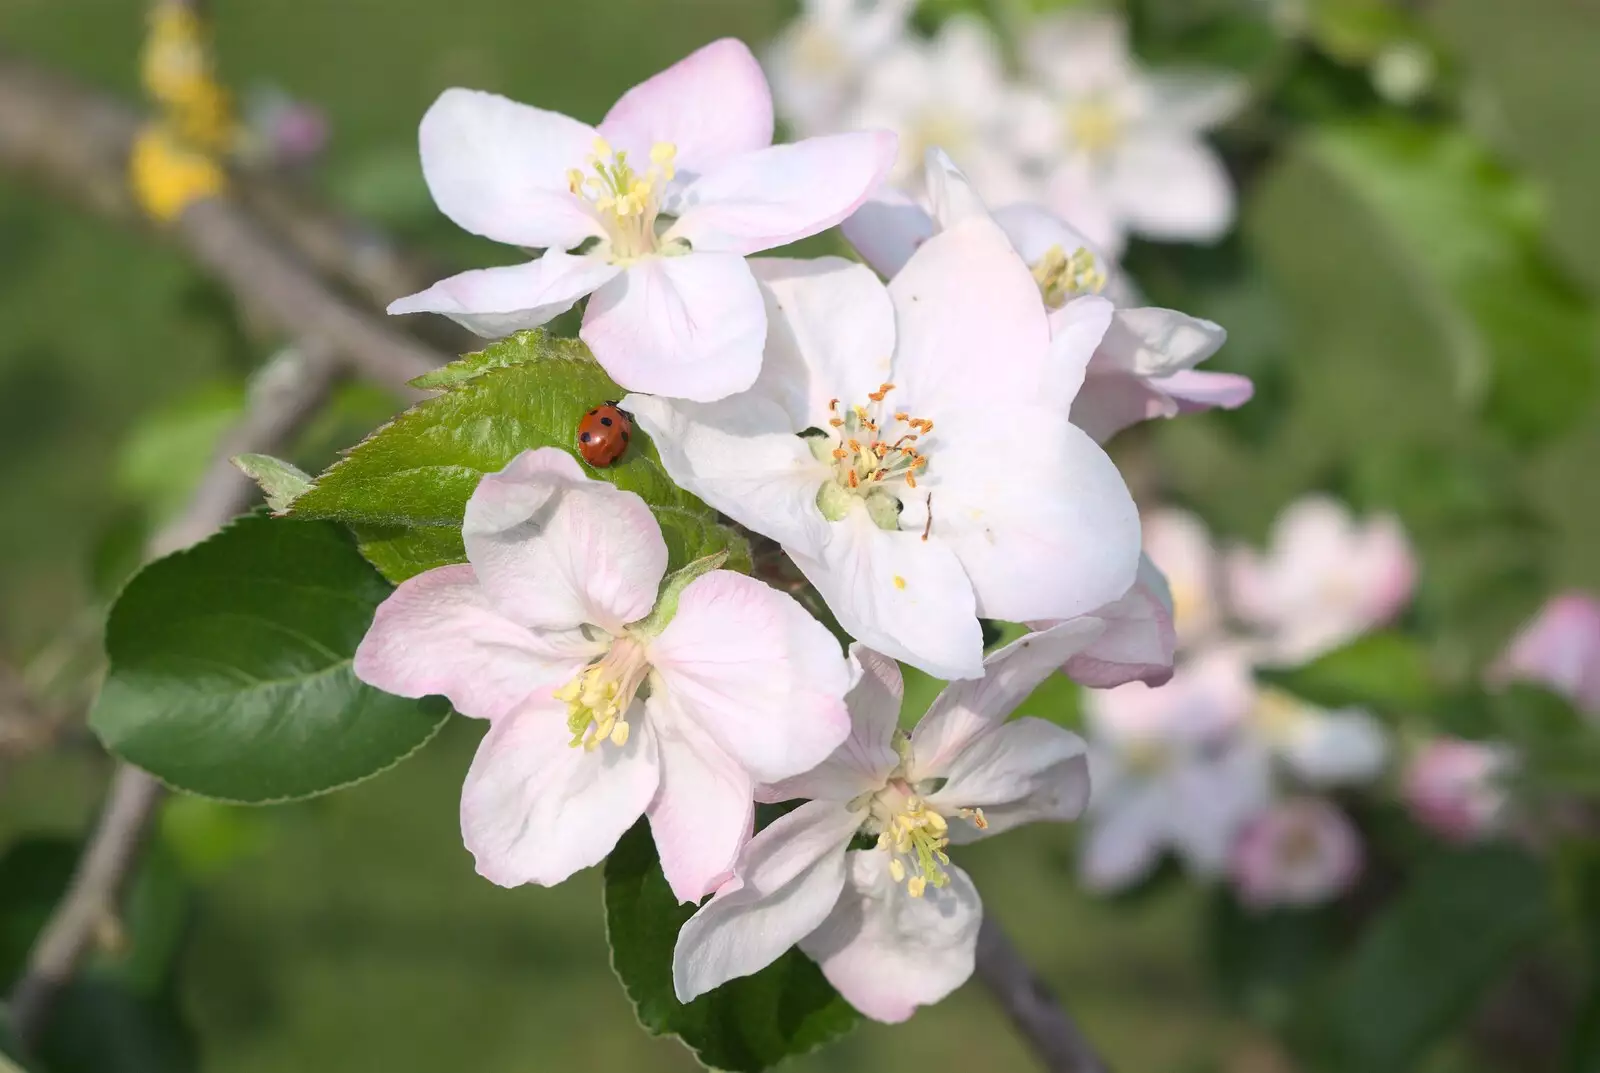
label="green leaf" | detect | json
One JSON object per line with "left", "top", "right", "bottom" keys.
{"left": 604, "top": 821, "right": 859, "bottom": 1072}
{"left": 232, "top": 453, "right": 312, "bottom": 512}
{"left": 1260, "top": 631, "right": 1434, "bottom": 718}
{"left": 289, "top": 331, "right": 750, "bottom": 580}
{"left": 1207, "top": 890, "right": 1339, "bottom": 1030}
{"left": 1316, "top": 845, "right": 1551, "bottom": 1073}
{"left": 1308, "top": 121, "right": 1597, "bottom": 446}
{"left": 90, "top": 513, "right": 450, "bottom": 803}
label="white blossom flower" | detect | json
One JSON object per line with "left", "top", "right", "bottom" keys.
{"left": 1080, "top": 649, "right": 1271, "bottom": 891}
{"left": 626, "top": 208, "right": 1139, "bottom": 681}
{"left": 766, "top": 0, "right": 916, "bottom": 137}
{"left": 1492, "top": 592, "right": 1600, "bottom": 717}
{"left": 1227, "top": 496, "right": 1416, "bottom": 666}
{"left": 1402, "top": 737, "right": 1514, "bottom": 843}
{"left": 389, "top": 39, "right": 896, "bottom": 402}
{"left": 1229, "top": 797, "right": 1363, "bottom": 908}
{"left": 843, "top": 151, "right": 1252, "bottom": 445}
{"left": 353, "top": 448, "right": 852, "bottom": 902}
{"left": 848, "top": 15, "right": 1034, "bottom": 205}
{"left": 1012, "top": 11, "right": 1245, "bottom": 253}
{"left": 672, "top": 625, "right": 1101, "bottom": 1022}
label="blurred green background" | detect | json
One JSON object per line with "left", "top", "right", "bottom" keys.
{"left": 1, "top": 0, "right": 1597, "bottom": 1070}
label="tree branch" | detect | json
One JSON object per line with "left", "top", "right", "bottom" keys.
{"left": 975, "top": 915, "right": 1112, "bottom": 1073}
{"left": 6, "top": 342, "right": 340, "bottom": 1051}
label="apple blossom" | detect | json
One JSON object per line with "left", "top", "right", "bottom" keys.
{"left": 1228, "top": 496, "right": 1416, "bottom": 666}
{"left": 672, "top": 624, "right": 1102, "bottom": 1022}
{"left": 1492, "top": 592, "right": 1600, "bottom": 716}
{"left": 353, "top": 448, "right": 852, "bottom": 902}
{"left": 1079, "top": 649, "right": 1271, "bottom": 891}
{"left": 765, "top": 0, "right": 915, "bottom": 138}
{"left": 1011, "top": 11, "right": 1245, "bottom": 253}
{"left": 842, "top": 151, "right": 1252, "bottom": 444}
{"left": 1229, "top": 797, "right": 1363, "bottom": 909}
{"left": 388, "top": 39, "right": 896, "bottom": 402}
{"left": 1244, "top": 686, "right": 1389, "bottom": 788}
{"left": 1403, "top": 737, "right": 1513, "bottom": 843}
{"left": 1046, "top": 554, "right": 1177, "bottom": 690}
{"left": 625, "top": 212, "right": 1139, "bottom": 680}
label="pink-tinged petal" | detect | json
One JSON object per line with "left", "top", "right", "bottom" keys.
{"left": 599, "top": 39, "right": 774, "bottom": 176}
{"left": 749, "top": 257, "right": 897, "bottom": 431}
{"left": 646, "top": 703, "right": 755, "bottom": 903}
{"left": 1143, "top": 509, "right": 1222, "bottom": 649}
{"left": 582, "top": 253, "right": 766, "bottom": 403}
{"left": 1493, "top": 593, "right": 1600, "bottom": 715}
{"left": 1046, "top": 295, "right": 1116, "bottom": 410}
{"left": 461, "top": 699, "right": 659, "bottom": 887}
{"left": 792, "top": 510, "right": 985, "bottom": 681}
{"left": 929, "top": 718, "right": 1091, "bottom": 842}
{"left": 1158, "top": 369, "right": 1255, "bottom": 413}
{"left": 387, "top": 253, "right": 620, "bottom": 338}
{"left": 1070, "top": 356, "right": 1178, "bottom": 443}
{"left": 841, "top": 185, "right": 935, "bottom": 278}
{"left": 1230, "top": 798, "right": 1362, "bottom": 909}
{"left": 1403, "top": 737, "right": 1513, "bottom": 843}
{"left": 622, "top": 392, "right": 832, "bottom": 556}
{"left": 649, "top": 571, "right": 852, "bottom": 784}
{"left": 912, "top": 618, "right": 1103, "bottom": 777}
{"left": 463, "top": 448, "right": 667, "bottom": 634}
{"left": 667, "top": 131, "right": 899, "bottom": 256}
{"left": 1085, "top": 645, "right": 1256, "bottom": 748}
{"left": 354, "top": 564, "right": 598, "bottom": 721}
{"left": 763, "top": 645, "right": 904, "bottom": 803}
{"left": 921, "top": 148, "right": 991, "bottom": 231}
{"left": 991, "top": 202, "right": 1105, "bottom": 269}
{"left": 889, "top": 216, "right": 1055, "bottom": 418}
{"left": 800, "top": 852, "right": 983, "bottom": 1023}
{"left": 930, "top": 409, "right": 1139, "bottom": 623}
{"left": 1108, "top": 135, "right": 1234, "bottom": 243}
{"left": 418, "top": 88, "right": 603, "bottom": 250}
{"left": 1045, "top": 159, "right": 1127, "bottom": 258}
{"left": 673, "top": 800, "right": 860, "bottom": 1002}
{"left": 1080, "top": 780, "right": 1167, "bottom": 891}
{"left": 1100, "top": 306, "right": 1226, "bottom": 379}
{"left": 1055, "top": 555, "right": 1178, "bottom": 688}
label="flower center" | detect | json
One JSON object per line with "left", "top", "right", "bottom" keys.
{"left": 1276, "top": 822, "right": 1324, "bottom": 869}
{"left": 1031, "top": 244, "right": 1106, "bottom": 308}
{"left": 809, "top": 383, "right": 933, "bottom": 530}
{"left": 856, "top": 734, "right": 987, "bottom": 898}
{"left": 1123, "top": 738, "right": 1173, "bottom": 777}
{"left": 567, "top": 136, "right": 680, "bottom": 264}
{"left": 1065, "top": 97, "right": 1123, "bottom": 155}
{"left": 553, "top": 635, "right": 651, "bottom": 751}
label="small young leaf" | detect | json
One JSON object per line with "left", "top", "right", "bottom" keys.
{"left": 1260, "top": 631, "right": 1434, "bottom": 719}
{"left": 231, "top": 454, "right": 313, "bottom": 513}
{"left": 90, "top": 513, "right": 450, "bottom": 803}
{"left": 604, "top": 822, "right": 859, "bottom": 1072}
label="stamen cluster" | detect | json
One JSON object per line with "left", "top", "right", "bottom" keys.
{"left": 566, "top": 136, "right": 679, "bottom": 261}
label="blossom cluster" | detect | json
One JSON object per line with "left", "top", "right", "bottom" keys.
{"left": 767, "top": 3, "right": 1245, "bottom": 255}
{"left": 350, "top": 35, "right": 1256, "bottom": 1021}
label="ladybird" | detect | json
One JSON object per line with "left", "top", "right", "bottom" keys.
{"left": 577, "top": 401, "right": 631, "bottom": 467}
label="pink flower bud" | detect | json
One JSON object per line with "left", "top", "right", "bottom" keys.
{"left": 1402, "top": 737, "right": 1512, "bottom": 842}
{"left": 1229, "top": 797, "right": 1362, "bottom": 909}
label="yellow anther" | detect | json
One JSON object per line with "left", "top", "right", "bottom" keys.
{"left": 888, "top": 859, "right": 906, "bottom": 883}
{"left": 893, "top": 575, "right": 907, "bottom": 591}
{"left": 1032, "top": 245, "right": 1107, "bottom": 308}
{"left": 962, "top": 807, "right": 989, "bottom": 830}
{"left": 907, "top": 876, "right": 928, "bottom": 898}
{"left": 591, "top": 135, "right": 613, "bottom": 159}
{"left": 556, "top": 640, "right": 649, "bottom": 753}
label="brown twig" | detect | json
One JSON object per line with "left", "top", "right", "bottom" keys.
{"left": 975, "top": 915, "right": 1113, "bottom": 1073}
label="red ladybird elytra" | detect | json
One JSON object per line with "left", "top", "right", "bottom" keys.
{"left": 577, "top": 401, "right": 632, "bottom": 467}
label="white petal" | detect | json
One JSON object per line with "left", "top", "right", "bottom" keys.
{"left": 462, "top": 448, "right": 667, "bottom": 634}
{"left": 648, "top": 571, "right": 852, "bottom": 784}
{"left": 792, "top": 509, "right": 985, "bottom": 681}
{"left": 646, "top": 703, "right": 755, "bottom": 903}
{"left": 1080, "top": 779, "right": 1167, "bottom": 891}
{"left": 888, "top": 216, "right": 1055, "bottom": 419}
{"left": 598, "top": 38, "right": 773, "bottom": 176}
{"left": 930, "top": 718, "right": 1092, "bottom": 842}
{"left": 1142, "top": 70, "right": 1248, "bottom": 132}
{"left": 622, "top": 392, "right": 832, "bottom": 555}
{"left": 1070, "top": 361, "right": 1177, "bottom": 443}
{"left": 1168, "top": 741, "right": 1273, "bottom": 875}
{"left": 354, "top": 564, "right": 599, "bottom": 721}
{"left": 418, "top": 88, "right": 603, "bottom": 250}
{"left": 1108, "top": 135, "right": 1235, "bottom": 242}
{"left": 1045, "top": 159, "right": 1128, "bottom": 258}
{"left": 991, "top": 202, "right": 1104, "bottom": 269}
{"left": 1280, "top": 707, "right": 1390, "bottom": 787}
{"left": 840, "top": 185, "right": 936, "bottom": 278}
{"left": 582, "top": 253, "right": 766, "bottom": 403}
{"left": 1100, "top": 306, "right": 1227, "bottom": 378}
{"left": 672, "top": 800, "right": 860, "bottom": 1002}
{"left": 930, "top": 410, "right": 1139, "bottom": 622}
{"left": 800, "top": 852, "right": 983, "bottom": 1023}
{"left": 921, "top": 147, "right": 992, "bottom": 230}
{"left": 667, "top": 131, "right": 898, "bottom": 256}
{"left": 1057, "top": 555, "right": 1178, "bottom": 689}
{"left": 749, "top": 257, "right": 898, "bottom": 431}
{"left": 912, "top": 618, "right": 1103, "bottom": 777}
{"left": 1046, "top": 295, "right": 1116, "bottom": 410}
{"left": 763, "top": 645, "right": 905, "bottom": 803}
{"left": 387, "top": 253, "right": 620, "bottom": 338}
{"left": 461, "top": 699, "right": 659, "bottom": 887}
